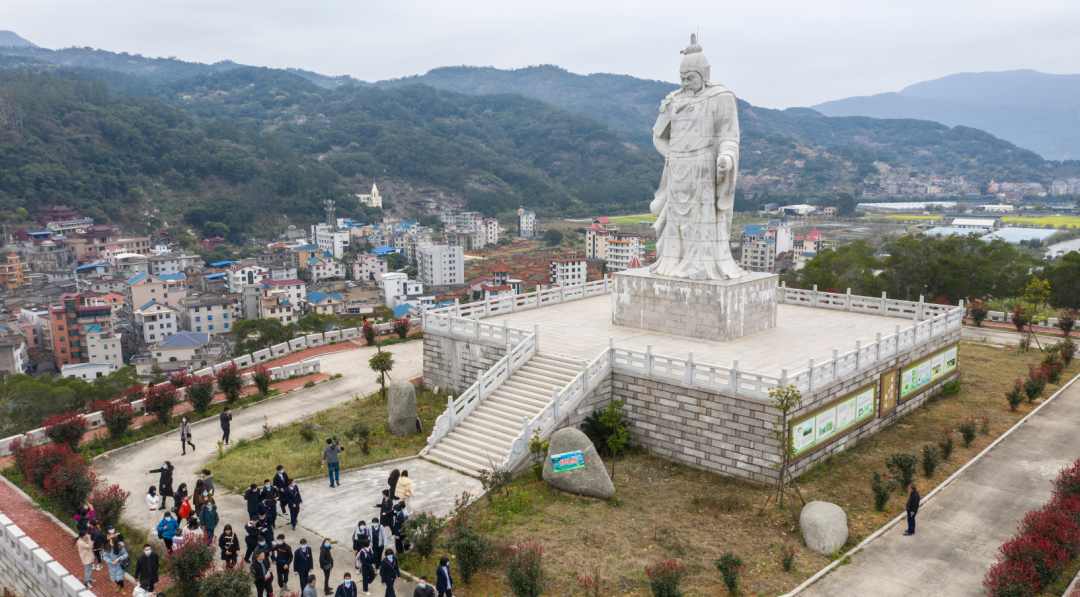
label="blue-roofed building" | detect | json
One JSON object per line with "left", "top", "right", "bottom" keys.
{"left": 136, "top": 330, "right": 216, "bottom": 375}
{"left": 209, "top": 260, "right": 237, "bottom": 267}
{"left": 518, "top": 208, "right": 540, "bottom": 239}
{"left": 126, "top": 272, "right": 186, "bottom": 310}
{"left": 306, "top": 291, "right": 344, "bottom": 315}
{"left": 741, "top": 238, "right": 777, "bottom": 271}
{"left": 133, "top": 299, "right": 180, "bottom": 345}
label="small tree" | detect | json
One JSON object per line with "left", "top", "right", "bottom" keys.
{"left": 885, "top": 453, "right": 918, "bottom": 492}
{"left": 968, "top": 299, "right": 990, "bottom": 327}
{"left": 43, "top": 412, "right": 88, "bottom": 452}
{"left": 149, "top": 364, "right": 169, "bottom": 385}
{"left": 251, "top": 365, "right": 273, "bottom": 396}
{"left": 505, "top": 541, "right": 545, "bottom": 597}
{"left": 167, "top": 540, "right": 216, "bottom": 597}
{"left": 215, "top": 363, "right": 243, "bottom": 404}
{"left": 369, "top": 349, "right": 395, "bottom": 397}
{"left": 715, "top": 552, "right": 745, "bottom": 596}
{"left": 144, "top": 383, "right": 180, "bottom": 426}
{"left": 528, "top": 429, "right": 549, "bottom": 481}
{"left": 96, "top": 400, "right": 136, "bottom": 441}
{"left": 42, "top": 453, "right": 95, "bottom": 515}
{"left": 402, "top": 512, "right": 445, "bottom": 558}
{"left": 186, "top": 375, "right": 215, "bottom": 414}
{"left": 871, "top": 472, "right": 894, "bottom": 511}
{"left": 90, "top": 483, "right": 131, "bottom": 530}
{"left": 199, "top": 565, "right": 254, "bottom": 597}
{"left": 343, "top": 421, "right": 372, "bottom": 454}
{"left": 11, "top": 441, "right": 72, "bottom": 488}
{"left": 921, "top": 444, "right": 940, "bottom": 477}
{"left": 392, "top": 317, "right": 411, "bottom": 340}
{"left": 758, "top": 384, "right": 805, "bottom": 517}
{"left": 447, "top": 519, "right": 491, "bottom": 583}
{"left": 1023, "top": 278, "right": 1051, "bottom": 311}
{"left": 1006, "top": 380, "right": 1025, "bottom": 411}
{"left": 645, "top": 558, "right": 686, "bottom": 597}
{"left": 362, "top": 320, "right": 378, "bottom": 346}
{"left": 599, "top": 400, "right": 629, "bottom": 481}
{"left": 1012, "top": 306, "right": 1031, "bottom": 334}
{"left": 958, "top": 420, "right": 977, "bottom": 447}
{"left": 1059, "top": 310, "right": 1077, "bottom": 338}
{"left": 938, "top": 428, "right": 955, "bottom": 460}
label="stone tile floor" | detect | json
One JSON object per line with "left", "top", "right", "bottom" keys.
{"left": 484, "top": 295, "right": 916, "bottom": 375}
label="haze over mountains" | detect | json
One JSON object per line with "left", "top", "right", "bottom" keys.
{"left": 813, "top": 70, "right": 1080, "bottom": 161}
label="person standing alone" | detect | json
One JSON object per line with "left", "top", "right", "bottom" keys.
{"left": 322, "top": 438, "right": 344, "bottom": 488}
{"left": 179, "top": 416, "right": 195, "bottom": 455}
{"left": 904, "top": 484, "right": 921, "bottom": 536}
{"left": 220, "top": 407, "right": 232, "bottom": 444}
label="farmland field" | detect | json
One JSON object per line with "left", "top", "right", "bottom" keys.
{"left": 860, "top": 214, "right": 943, "bottom": 221}
{"left": 1001, "top": 215, "right": 1080, "bottom": 227}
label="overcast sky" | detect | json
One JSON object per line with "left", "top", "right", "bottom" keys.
{"left": 6, "top": 0, "right": 1080, "bottom": 108}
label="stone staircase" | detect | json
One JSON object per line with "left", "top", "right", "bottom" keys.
{"left": 424, "top": 353, "right": 582, "bottom": 476}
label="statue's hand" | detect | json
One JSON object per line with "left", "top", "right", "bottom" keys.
{"left": 716, "top": 155, "right": 733, "bottom": 180}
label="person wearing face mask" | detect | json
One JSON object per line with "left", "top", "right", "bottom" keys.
{"left": 220, "top": 407, "right": 232, "bottom": 445}
{"left": 293, "top": 538, "right": 314, "bottom": 591}
{"left": 285, "top": 479, "right": 303, "bottom": 531}
{"left": 104, "top": 536, "right": 129, "bottom": 594}
{"left": 251, "top": 549, "right": 274, "bottom": 597}
{"left": 179, "top": 415, "right": 194, "bottom": 455}
{"left": 245, "top": 483, "right": 262, "bottom": 520}
{"left": 193, "top": 479, "right": 208, "bottom": 512}
{"left": 379, "top": 549, "right": 401, "bottom": 597}
{"left": 436, "top": 556, "right": 452, "bottom": 597}
{"left": 134, "top": 544, "right": 159, "bottom": 592}
{"left": 273, "top": 534, "right": 294, "bottom": 593}
{"left": 413, "top": 576, "right": 435, "bottom": 597}
{"left": 335, "top": 572, "right": 358, "bottom": 597}
{"left": 244, "top": 514, "right": 261, "bottom": 564}
{"left": 273, "top": 465, "right": 291, "bottom": 515}
{"left": 218, "top": 524, "right": 240, "bottom": 570}
{"left": 155, "top": 512, "right": 178, "bottom": 554}
{"left": 199, "top": 501, "right": 219, "bottom": 543}
{"left": 145, "top": 462, "right": 174, "bottom": 511}
{"left": 319, "top": 538, "right": 334, "bottom": 596}
{"left": 259, "top": 479, "right": 279, "bottom": 529}
{"left": 368, "top": 517, "right": 384, "bottom": 559}
{"left": 258, "top": 512, "right": 275, "bottom": 545}
{"left": 201, "top": 469, "right": 215, "bottom": 495}
{"left": 145, "top": 486, "right": 161, "bottom": 527}
{"left": 357, "top": 541, "right": 377, "bottom": 596}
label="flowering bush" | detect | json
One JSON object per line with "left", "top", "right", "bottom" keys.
{"left": 119, "top": 384, "right": 145, "bottom": 402}
{"left": 251, "top": 365, "right": 272, "bottom": 396}
{"left": 505, "top": 541, "right": 545, "bottom": 597}
{"left": 186, "top": 375, "right": 216, "bottom": 414}
{"left": 1060, "top": 310, "right": 1077, "bottom": 338}
{"left": 999, "top": 533, "right": 1069, "bottom": 588}
{"left": 10, "top": 439, "right": 73, "bottom": 488}
{"left": 1020, "top": 507, "right": 1080, "bottom": 559}
{"left": 1012, "top": 306, "right": 1031, "bottom": 333}
{"left": 1055, "top": 461, "right": 1080, "bottom": 498}
{"left": 984, "top": 559, "right": 1040, "bottom": 597}
{"left": 91, "top": 400, "right": 136, "bottom": 441}
{"left": 42, "top": 452, "right": 95, "bottom": 515}
{"left": 144, "top": 383, "right": 180, "bottom": 426}
{"left": 392, "top": 317, "right": 411, "bottom": 339}
{"left": 42, "top": 412, "right": 88, "bottom": 452}
{"left": 646, "top": 558, "right": 686, "bottom": 597}
{"left": 90, "top": 483, "right": 131, "bottom": 530}
{"left": 170, "top": 374, "right": 194, "bottom": 388}
{"left": 968, "top": 299, "right": 990, "bottom": 327}
{"left": 167, "top": 539, "right": 217, "bottom": 597}
{"left": 362, "top": 320, "right": 378, "bottom": 345}
{"left": 1024, "top": 364, "right": 1048, "bottom": 403}
{"left": 215, "top": 363, "right": 243, "bottom": 404}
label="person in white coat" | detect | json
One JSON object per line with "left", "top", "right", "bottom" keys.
{"left": 146, "top": 486, "right": 162, "bottom": 526}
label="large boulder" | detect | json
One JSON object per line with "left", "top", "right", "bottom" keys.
{"left": 800, "top": 501, "right": 849, "bottom": 555}
{"left": 542, "top": 428, "right": 615, "bottom": 499}
{"left": 387, "top": 381, "right": 417, "bottom": 436}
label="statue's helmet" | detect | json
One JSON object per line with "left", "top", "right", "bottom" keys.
{"left": 679, "top": 33, "right": 710, "bottom": 83}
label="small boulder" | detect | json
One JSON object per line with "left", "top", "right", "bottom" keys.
{"left": 387, "top": 381, "right": 417, "bottom": 436}
{"left": 800, "top": 501, "right": 849, "bottom": 555}
{"left": 542, "top": 428, "right": 615, "bottom": 499}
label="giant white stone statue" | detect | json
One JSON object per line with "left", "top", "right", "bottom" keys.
{"left": 649, "top": 34, "right": 743, "bottom": 281}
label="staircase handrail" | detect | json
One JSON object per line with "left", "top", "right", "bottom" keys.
{"left": 501, "top": 346, "right": 613, "bottom": 471}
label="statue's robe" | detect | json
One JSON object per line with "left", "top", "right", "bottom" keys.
{"left": 649, "top": 84, "right": 742, "bottom": 280}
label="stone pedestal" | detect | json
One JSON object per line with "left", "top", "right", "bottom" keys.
{"left": 611, "top": 269, "right": 778, "bottom": 341}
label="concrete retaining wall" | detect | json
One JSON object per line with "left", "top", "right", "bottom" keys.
{"left": 423, "top": 332, "right": 508, "bottom": 395}
{"left": 0, "top": 513, "right": 93, "bottom": 597}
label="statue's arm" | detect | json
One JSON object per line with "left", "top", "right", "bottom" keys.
{"left": 716, "top": 94, "right": 740, "bottom": 178}
{"left": 653, "top": 99, "right": 673, "bottom": 157}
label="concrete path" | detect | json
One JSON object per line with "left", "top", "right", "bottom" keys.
{"left": 800, "top": 375, "right": 1080, "bottom": 597}
{"left": 961, "top": 325, "right": 1060, "bottom": 346}
{"left": 93, "top": 342, "right": 467, "bottom": 596}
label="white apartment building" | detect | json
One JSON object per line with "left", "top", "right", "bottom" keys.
{"left": 312, "top": 223, "right": 350, "bottom": 259}
{"left": 418, "top": 244, "right": 464, "bottom": 287}
{"left": 741, "top": 239, "right": 776, "bottom": 272}
{"left": 261, "top": 278, "right": 307, "bottom": 305}
{"left": 133, "top": 300, "right": 179, "bottom": 344}
{"left": 149, "top": 253, "right": 200, "bottom": 276}
{"left": 227, "top": 264, "right": 269, "bottom": 293}
{"left": 381, "top": 272, "right": 423, "bottom": 309}
{"left": 549, "top": 257, "right": 587, "bottom": 287}
{"left": 518, "top": 209, "right": 539, "bottom": 239}
{"left": 351, "top": 254, "right": 388, "bottom": 281}
{"left": 84, "top": 324, "right": 122, "bottom": 369}
{"left": 604, "top": 237, "right": 642, "bottom": 272}
{"left": 181, "top": 295, "right": 237, "bottom": 337}
{"left": 481, "top": 218, "right": 500, "bottom": 246}
{"left": 440, "top": 211, "right": 483, "bottom": 231}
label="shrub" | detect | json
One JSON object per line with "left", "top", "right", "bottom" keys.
{"left": 779, "top": 544, "right": 799, "bottom": 572}
{"left": 119, "top": 384, "right": 145, "bottom": 402}
{"left": 42, "top": 453, "right": 95, "bottom": 515}
{"left": 968, "top": 299, "right": 990, "bottom": 327}
{"left": 215, "top": 364, "right": 244, "bottom": 404}
{"left": 715, "top": 552, "right": 745, "bottom": 596}
{"left": 392, "top": 317, "right": 411, "bottom": 340}
{"left": 1006, "top": 380, "right": 1025, "bottom": 412}
{"left": 186, "top": 375, "right": 215, "bottom": 414}
{"left": 505, "top": 541, "right": 544, "bottom": 597}
{"left": 578, "top": 568, "right": 608, "bottom": 597}
{"left": 983, "top": 559, "right": 1040, "bottom": 597}
{"left": 958, "top": 421, "right": 977, "bottom": 447}
{"left": 1042, "top": 353, "right": 1064, "bottom": 384}
{"left": 144, "top": 384, "right": 180, "bottom": 426}
{"left": 580, "top": 408, "right": 628, "bottom": 457}
{"left": 645, "top": 558, "right": 686, "bottom": 597}
{"left": 1012, "top": 307, "right": 1031, "bottom": 333}
{"left": 528, "top": 429, "right": 549, "bottom": 482}
{"left": 1059, "top": 310, "right": 1077, "bottom": 338}
{"left": 921, "top": 445, "right": 939, "bottom": 477}
{"left": 938, "top": 428, "right": 955, "bottom": 460}
{"left": 1024, "top": 365, "right": 1047, "bottom": 403}
{"left": 1054, "top": 461, "right": 1080, "bottom": 498}
{"left": 167, "top": 539, "right": 217, "bottom": 597}
{"left": 170, "top": 374, "right": 193, "bottom": 388}
{"left": 998, "top": 533, "right": 1069, "bottom": 589}
{"left": 343, "top": 421, "right": 371, "bottom": 454}
{"left": 304, "top": 380, "right": 315, "bottom": 388}
{"left": 251, "top": 365, "right": 272, "bottom": 396}
{"left": 11, "top": 440, "right": 73, "bottom": 488}
{"left": 198, "top": 565, "right": 254, "bottom": 597}
{"left": 447, "top": 521, "right": 491, "bottom": 583}
{"left": 402, "top": 512, "right": 445, "bottom": 559}
{"left": 1020, "top": 507, "right": 1080, "bottom": 559}
{"left": 90, "top": 483, "right": 131, "bottom": 530}
{"left": 43, "top": 412, "right": 88, "bottom": 452}
{"left": 885, "top": 453, "right": 918, "bottom": 492}
{"left": 95, "top": 400, "right": 136, "bottom": 441}
{"left": 1048, "top": 338, "right": 1078, "bottom": 366}
{"left": 870, "top": 471, "right": 893, "bottom": 511}
{"left": 362, "top": 321, "right": 378, "bottom": 346}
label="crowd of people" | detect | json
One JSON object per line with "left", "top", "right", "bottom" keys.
{"left": 125, "top": 441, "right": 455, "bottom": 597}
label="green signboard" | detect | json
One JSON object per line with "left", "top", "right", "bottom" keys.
{"left": 551, "top": 450, "right": 585, "bottom": 473}
{"left": 792, "top": 382, "right": 878, "bottom": 457}
{"left": 901, "top": 343, "right": 959, "bottom": 400}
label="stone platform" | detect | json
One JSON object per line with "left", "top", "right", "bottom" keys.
{"left": 611, "top": 269, "right": 778, "bottom": 341}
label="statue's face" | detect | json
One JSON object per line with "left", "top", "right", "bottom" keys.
{"left": 680, "top": 71, "right": 703, "bottom": 94}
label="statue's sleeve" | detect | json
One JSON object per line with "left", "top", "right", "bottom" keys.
{"left": 654, "top": 97, "right": 673, "bottom": 139}
{"left": 717, "top": 93, "right": 739, "bottom": 164}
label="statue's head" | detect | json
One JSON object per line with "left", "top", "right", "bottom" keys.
{"left": 679, "top": 33, "right": 710, "bottom": 92}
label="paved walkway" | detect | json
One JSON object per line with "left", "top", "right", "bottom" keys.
{"left": 800, "top": 374, "right": 1080, "bottom": 597}
{"left": 961, "top": 324, "right": 1060, "bottom": 346}
{"left": 92, "top": 341, "right": 474, "bottom": 596}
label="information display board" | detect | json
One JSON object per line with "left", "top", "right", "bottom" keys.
{"left": 791, "top": 380, "right": 878, "bottom": 460}
{"left": 900, "top": 342, "right": 959, "bottom": 402}
{"left": 879, "top": 368, "right": 899, "bottom": 417}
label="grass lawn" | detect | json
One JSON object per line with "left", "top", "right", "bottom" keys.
{"left": 425, "top": 342, "right": 1078, "bottom": 596}
{"left": 605, "top": 214, "right": 657, "bottom": 225}
{"left": 1002, "top": 215, "right": 1080, "bottom": 227}
{"left": 210, "top": 386, "right": 449, "bottom": 491}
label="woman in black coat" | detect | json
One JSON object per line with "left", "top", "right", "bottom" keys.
{"left": 319, "top": 538, "right": 334, "bottom": 596}
{"left": 218, "top": 524, "right": 241, "bottom": 570}
{"left": 387, "top": 469, "right": 400, "bottom": 501}
{"left": 146, "top": 462, "right": 174, "bottom": 511}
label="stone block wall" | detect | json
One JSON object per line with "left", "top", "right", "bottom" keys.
{"left": 573, "top": 328, "right": 961, "bottom": 485}
{"left": 422, "top": 333, "right": 508, "bottom": 395}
